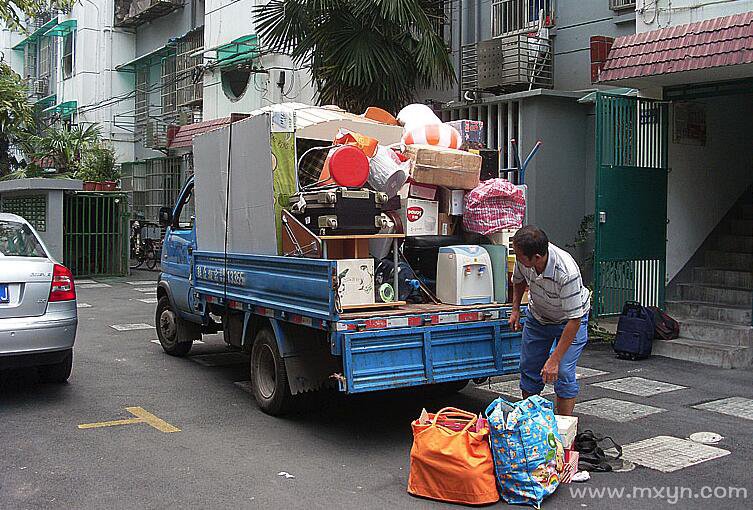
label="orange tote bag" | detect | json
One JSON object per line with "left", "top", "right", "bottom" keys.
{"left": 408, "top": 407, "right": 499, "bottom": 505}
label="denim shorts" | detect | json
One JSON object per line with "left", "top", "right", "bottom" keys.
{"left": 519, "top": 314, "right": 589, "bottom": 399}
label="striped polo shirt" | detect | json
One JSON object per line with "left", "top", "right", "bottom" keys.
{"left": 512, "top": 243, "right": 591, "bottom": 324}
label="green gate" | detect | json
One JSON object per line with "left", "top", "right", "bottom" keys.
{"left": 63, "top": 192, "right": 129, "bottom": 277}
{"left": 594, "top": 93, "right": 669, "bottom": 316}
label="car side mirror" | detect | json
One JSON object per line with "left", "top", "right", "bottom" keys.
{"left": 159, "top": 207, "right": 173, "bottom": 227}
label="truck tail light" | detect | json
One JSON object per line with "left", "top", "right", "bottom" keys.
{"left": 49, "top": 264, "right": 76, "bottom": 302}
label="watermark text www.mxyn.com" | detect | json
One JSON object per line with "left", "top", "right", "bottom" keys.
{"left": 569, "top": 485, "right": 748, "bottom": 505}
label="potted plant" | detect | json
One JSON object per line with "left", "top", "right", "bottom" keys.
{"left": 77, "top": 142, "right": 120, "bottom": 190}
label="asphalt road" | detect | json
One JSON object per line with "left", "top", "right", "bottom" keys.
{"left": 1, "top": 274, "right": 751, "bottom": 509}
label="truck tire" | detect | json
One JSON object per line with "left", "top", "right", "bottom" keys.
{"left": 250, "top": 328, "right": 292, "bottom": 415}
{"left": 38, "top": 349, "right": 73, "bottom": 383}
{"left": 156, "top": 296, "right": 192, "bottom": 357}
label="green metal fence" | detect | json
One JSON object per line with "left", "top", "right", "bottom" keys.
{"left": 593, "top": 93, "right": 669, "bottom": 316}
{"left": 62, "top": 192, "right": 129, "bottom": 277}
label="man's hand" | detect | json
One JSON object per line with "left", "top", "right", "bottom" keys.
{"left": 509, "top": 309, "right": 521, "bottom": 331}
{"left": 541, "top": 355, "right": 561, "bottom": 384}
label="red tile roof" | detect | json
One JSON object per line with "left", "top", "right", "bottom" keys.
{"left": 167, "top": 117, "right": 232, "bottom": 149}
{"left": 599, "top": 11, "right": 753, "bottom": 82}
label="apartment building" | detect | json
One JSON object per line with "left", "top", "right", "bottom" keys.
{"left": 1, "top": 1, "right": 316, "bottom": 221}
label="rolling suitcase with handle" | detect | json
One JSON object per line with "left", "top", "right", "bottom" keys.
{"left": 613, "top": 301, "right": 655, "bottom": 360}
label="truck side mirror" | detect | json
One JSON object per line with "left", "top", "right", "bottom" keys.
{"left": 159, "top": 207, "right": 173, "bottom": 227}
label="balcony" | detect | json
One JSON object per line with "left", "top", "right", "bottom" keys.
{"left": 462, "top": 34, "right": 553, "bottom": 94}
{"left": 114, "top": 0, "right": 183, "bottom": 28}
{"left": 609, "top": 0, "right": 636, "bottom": 11}
{"left": 491, "top": 0, "right": 554, "bottom": 38}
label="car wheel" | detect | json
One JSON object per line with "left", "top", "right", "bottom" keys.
{"left": 250, "top": 328, "right": 292, "bottom": 416}
{"left": 156, "top": 297, "right": 192, "bottom": 357}
{"left": 39, "top": 349, "right": 73, "bottom": 383}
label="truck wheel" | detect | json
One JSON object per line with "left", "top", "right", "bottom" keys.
{"left": 250, "top": 328, "right": 292, "bottom": 415}
{"left": 156, "top": 297, "right": 192, "bottom": 357}
{"left": 38, "top": 349, "right": 73, "bottom": 383}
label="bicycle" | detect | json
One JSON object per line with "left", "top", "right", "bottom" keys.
{"left": 130, "top": 220, "right": 159, "bottom": 271}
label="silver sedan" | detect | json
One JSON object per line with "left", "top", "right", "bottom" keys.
{"left": 0, "top": 213, "right": 77, "bottom": 382}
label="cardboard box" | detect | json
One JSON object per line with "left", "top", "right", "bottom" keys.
{"left": 438, "top": 187, "right": 465, "bottom": 216}
{"left": 400, "top": 198, "right": 439, "bottom": 236}
{"left": 446, "top": 120, "right": 486, "bottom": 146}
{"left": 556, "top": 415, "right": 579, "bottom": 449}
{"left": 438, "top": 213, "right": 457, "bottom": 236}
{"left": 336, "top": 258, "right": 375, "bottom": 307}
{"left": 405, "top": 144, "right": 482, "bottom": 191}
{"left": 409, "top": 181, "right": 438, "bottom": 200}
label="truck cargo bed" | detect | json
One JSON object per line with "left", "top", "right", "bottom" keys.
{"left": 340, "top": 302, "right": 509, "bottom": 320}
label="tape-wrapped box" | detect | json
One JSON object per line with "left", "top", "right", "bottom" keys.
{"left": 404, "top": 144, "right": 482, "bottom": 190}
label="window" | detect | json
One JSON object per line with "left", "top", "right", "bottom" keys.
{"left": 221, "top": 68, "right": 251, "bottom": 101}
{"left": 135, "top": 68, "right": 149, "bottom": 136}
{"left": 0, "top": 221, "right": 46, "bottom": 258}
{"left": 161, "top": 55, "right": 177, "bottom": 115}
{"left": 62, "top": 31, "right": 74, "bottom": 79}
{"left": 492, "top": 0, "right": 553, "bottom": 38}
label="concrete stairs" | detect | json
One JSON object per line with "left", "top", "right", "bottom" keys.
{"left": 657, "top": 199, "right": 753, "bottom": 368}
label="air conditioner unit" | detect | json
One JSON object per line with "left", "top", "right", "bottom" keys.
{"left": 144, "top": 119, "right": 168, "bottom": 149}
{"left": 34, "top": 79, "right": 48, "bottom": 96}
{"left": 177, "top": 110, "right": 192, "bottom": 126}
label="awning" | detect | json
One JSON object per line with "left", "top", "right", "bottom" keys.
{"left": 115, "top": 43, "right": 176, "bottom": 72}
{"left": 598, "top": 12, "right": 753, "bottom": 87}
{"left": 44, "top": 19, "right": 77, "bottom": 37}
{"left": 216, "top": 34, "right": 260, "bottom": 67}
{"left": 167, "top": 117, "right": 232, "bottom": 149}
{"left": 577, "top": 88, "right": 637, "bottom": 103}
{"left": 43, "top": 100, "right": 77, "bottom": 117}
{"left": 11, "top": 17, "right": 58, "bottom": 50}
{"left": 35, "top": 94, "right": 57, "bottom": 109}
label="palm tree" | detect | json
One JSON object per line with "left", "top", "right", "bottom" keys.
{"left": 21, "top": 123, "right": 102, "bottom": 175}
{"left": 254, "top": 0, "right": 455, "bottom": 114}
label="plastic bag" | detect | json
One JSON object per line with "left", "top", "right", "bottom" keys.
{"left": 463, "top": 179, "right": 526, "bottom": 235}
{"left": 485, "top": 396, "right": 564, "bottom": 508}
{"left": 368, "top": 145, "right": 409, "bottom": 198}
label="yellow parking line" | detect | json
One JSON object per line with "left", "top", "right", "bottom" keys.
{"left": 78, "top": 407, "right": 180, "bottom": 433}
{"left": 126, "top": 406, "right": 181, "bottom": 433}
{"left": 78, "top": 418, "right": 143, "bottom": 429}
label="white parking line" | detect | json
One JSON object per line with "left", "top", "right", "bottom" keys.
{"left": 151, "top": 339, "right": 205, "bottom": 345}
{"left": 126, "top": 281, "right": 156, "bottom": 285}
{"left": 111, "top": 323, "right": 153, "bottom": 331}
{"left": 134, "top": 287, "right": 155, "bottom": 292}
{"left": 78, "top": 283, "right": 112, "bottom": 289}
{"left": 138, "top": 298, "right": 158, "bottom": 304}
{"left": 77, "top": 303, "right": 92, "bottom": 308}
{"left": 592, "top": 377, "right": 687, "bottom": 397}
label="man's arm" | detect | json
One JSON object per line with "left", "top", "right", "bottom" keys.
{"left": 509, "top": 281, "right": 528, "bottom": 331}
{"left": 540, "top": 318, "right": 580, "bottom": 383}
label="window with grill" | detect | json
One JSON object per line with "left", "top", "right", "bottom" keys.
{"left": 491, "top": 0, "right": 553, "bottom": 38}
{"left": 62, "top": 31, "right": 74, "bottom": 79}
{"left": 135, "top": 68, "right": 149, "bottom": 136}
{"left": 176, "top": 28, "right": 204, "bottom": 107}
{"left": 161, "top": 54, "right": 177, "bottom": 115}
{"left": 24, "top": 41, "right": 38, "bottom": 81}
{"left": 1, "top": 195, "right": 47, "bottom": 232}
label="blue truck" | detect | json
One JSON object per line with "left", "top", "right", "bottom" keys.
{"left": 154, "top": 107, "right": 523, "bottom": 415}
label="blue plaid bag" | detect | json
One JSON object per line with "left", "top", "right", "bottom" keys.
{"left": 485, "top": 396, "right": 564, "bottom": 508}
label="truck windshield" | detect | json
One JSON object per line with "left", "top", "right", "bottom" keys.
{"left": 0, "top": 221, "right": 46, "bottom": 257}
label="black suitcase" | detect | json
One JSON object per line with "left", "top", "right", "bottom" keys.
{"left": 289, "top": 187, "right": 389, "bottom": 236}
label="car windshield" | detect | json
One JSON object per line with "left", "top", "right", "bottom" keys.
{"left": 0, "top": 221, "right": 46, "bottom": 257}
